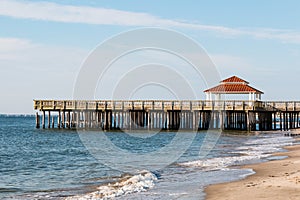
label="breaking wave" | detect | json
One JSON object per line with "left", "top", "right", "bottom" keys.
{"left": 65, "top": 170, "right": 157, "bottom": 200}
{"left": 180, "top": 135, "right": 294, "bottom": 171}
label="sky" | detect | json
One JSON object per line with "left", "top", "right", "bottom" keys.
{"left": 1, "top": 0, "right": 300, "bottom": 114}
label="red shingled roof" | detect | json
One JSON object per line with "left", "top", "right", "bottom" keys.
{"left": 221, "top": 76, "right": 249, "bottom": 84}
{"left": 204, "top": 84, "right": 263, "bottom": 94}
{"left": 204, "top": 76, "right": 263, "bottom": 94}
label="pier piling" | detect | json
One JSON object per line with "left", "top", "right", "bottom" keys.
{"left": 35, "top": 112, "right": 40, "bottom": 129}
{"left": 42, "top": 111, "right": 45, "bottom": 129}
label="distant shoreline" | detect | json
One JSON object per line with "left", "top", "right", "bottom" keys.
{"left": 0, "top": 113, "right": 35, "bottom": 117}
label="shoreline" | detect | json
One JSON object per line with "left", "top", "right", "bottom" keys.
{"left": 204, "top": 142, "right": 300, "bottom": 200}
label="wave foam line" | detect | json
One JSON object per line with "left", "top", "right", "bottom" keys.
{"left": 180, "top": 135, "right": 295, "bottom": 171}
{"left": 65, "top": 170, "right": 157, "bottom": 200}
{"left": 179, "top": 154, "right": 270, "bottom": 171}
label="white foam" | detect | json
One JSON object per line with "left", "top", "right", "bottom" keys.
{"left": 180, "top": 135, "right": 294, "bottom": 170}
{"left": 65, "top": 170, "right": 157, "bottom": 200}
{"left": 180, "top": 154, "right": 270, "bottom": 171}
{"left": 244, "top": 135, "right": 294, "bottom": 146}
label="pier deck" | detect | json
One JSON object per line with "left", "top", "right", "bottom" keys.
{"left": 33, "top": 100, "right": 300, "bottom": 131}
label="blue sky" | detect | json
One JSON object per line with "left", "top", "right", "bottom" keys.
{"left": 1, "top": 0, "right": 300, "bottom": 113}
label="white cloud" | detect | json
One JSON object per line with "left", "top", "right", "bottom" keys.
{"left": 0, "top": 38, "right": 37, "bottom": 60}
{"left": 0, "top": 38, "right": 33, "bottom": 51}
{"left": 0, "top": 0, "right": 171, "bottom": 26}
{"left": 241, "top": 28, "right": 300, "bottom": 44}
{"left": 1, "top": 0, "right": 300, "bottom": 44}
{"left": 0, "top": 37, "right": 88, "bottom": 113}
{"left": 0, "top": 37, "right": 86, "bottom": 69}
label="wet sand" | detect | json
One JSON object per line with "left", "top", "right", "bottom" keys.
{"left": 205, "top": 144, "right": 300, "bottom": 200}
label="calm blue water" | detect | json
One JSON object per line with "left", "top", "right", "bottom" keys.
{"left": 0, "top": 115, "right": 295, "bottom": 199}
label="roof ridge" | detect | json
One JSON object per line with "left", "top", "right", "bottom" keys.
{"left": 221, "top": 76, "right": 249, "bottom": 84}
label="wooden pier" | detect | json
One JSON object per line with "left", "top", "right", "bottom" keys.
{"left": 33, "top": 100, "right": 300, "bottom": 131}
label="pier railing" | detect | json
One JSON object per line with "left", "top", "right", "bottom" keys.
{"left": 259, "top": 101, "right": 300, "bottom": 111}
{"left": 34, "top": 100, "right": 260, "bottom": 111}
{"left": 34, "top": 100, "right": 300, "bottom": 112}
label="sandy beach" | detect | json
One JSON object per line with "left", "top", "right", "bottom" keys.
{"left": 205, "top": 144, "right": 300, "bottom": 200}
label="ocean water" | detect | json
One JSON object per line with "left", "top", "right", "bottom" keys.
{"left": 0, "top": 115, "right": 296, "bottom": 200}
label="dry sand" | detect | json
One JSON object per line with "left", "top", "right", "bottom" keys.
{"left": 205, "top": 144, "right": 300, "bottom": 200}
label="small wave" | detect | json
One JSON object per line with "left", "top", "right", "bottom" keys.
{"left": 0, "top": 187, "right": 22, "bottom": 193}
{"left": 180, "top": 134, "right": 294, "bottom": 171}
{"left": 65, "top": 170, "right": 157, "bottom": 200}
{"left": 179, "top": 154, "right": 270, "bottom": 171}
{"left": 243, "top": 135, "right": 294, "bottom": 146}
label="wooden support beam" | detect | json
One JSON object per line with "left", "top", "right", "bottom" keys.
{"left": 42, "top": 111, "right": 45, "bottom": 129}
{"left": 35, "top": 112, "right": 40, "bottom": 129}
{"left": 52, "top": 116, "right": 54, "bottom": 128}
{"left": 58, "top": 111, "right": 61, "bottom": 129}
{"left": 48, "top": 111, "right": 51, "bottom": 129}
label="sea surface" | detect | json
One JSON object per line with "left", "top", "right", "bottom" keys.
{"left": 0, "top": 115, "right": 296, "bottom": 200}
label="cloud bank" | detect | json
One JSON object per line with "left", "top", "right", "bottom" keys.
{"left": 0, "top": 0, "right": 300, "bottom": 44}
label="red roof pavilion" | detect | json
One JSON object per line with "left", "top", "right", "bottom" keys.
{"left": 204, "top": 76, "right": 263, "bottom": 100}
